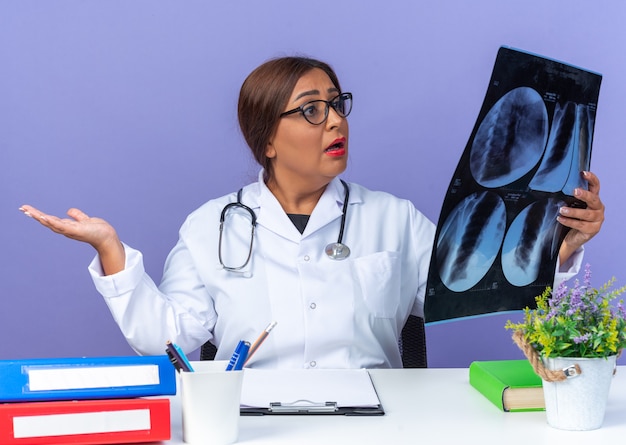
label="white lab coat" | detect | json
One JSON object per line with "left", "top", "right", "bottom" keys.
{"left": 89, "top": 172, "right": 582, "bottom": 369}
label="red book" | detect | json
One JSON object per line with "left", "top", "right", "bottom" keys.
{"left": 0, "top": 398, "right": 170, "bottom": 444}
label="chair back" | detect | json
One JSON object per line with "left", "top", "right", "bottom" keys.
{"left": 200, "top": 340, "right": 218, "bottom": 361}
{"left": 400, "top": 315, "right": 428, "bottom": 368}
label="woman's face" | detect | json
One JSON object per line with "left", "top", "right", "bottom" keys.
{"left": 266, "top": 68, "right": 349, "bottom": 190}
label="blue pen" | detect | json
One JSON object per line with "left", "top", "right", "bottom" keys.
{"left": 233, "top": 341, "right": 250, "bottom": 370}
{"left": 225, "top": 340, "right": 249, "bottom": 371}
{"left": 172, "top": 342, "right": 194, "bottom": 372}
{"left": 166, "top": 341, "right": 194, "bottom": 372}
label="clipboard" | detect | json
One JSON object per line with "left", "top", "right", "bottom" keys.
{"left": 239, "top": 368, "right": 385, "bottom": 416}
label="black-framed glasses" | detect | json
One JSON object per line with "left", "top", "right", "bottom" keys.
{"left": 280, "top": 92, "right": 353, "bottom": 125}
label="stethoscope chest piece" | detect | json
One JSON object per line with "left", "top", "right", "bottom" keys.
{"left": 324, "top": 179, "right": 351, "bottom": 261}
{"left": 325, "top": 242, "right": 350, "bottom": 260}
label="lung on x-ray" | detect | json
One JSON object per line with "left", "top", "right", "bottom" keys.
{"left": 424, "top": 47, "right": 602, "bottom": 323}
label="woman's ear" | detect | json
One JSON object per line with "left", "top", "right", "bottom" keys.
{"left": 265, "top": 141, "right": 276, "bottom": 159}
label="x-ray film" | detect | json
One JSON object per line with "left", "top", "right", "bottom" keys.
{"left": 424, "top": 47, "right": 602, "bottom": 323}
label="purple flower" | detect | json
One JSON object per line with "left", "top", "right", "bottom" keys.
{"left": 567, "top": 285, "right": 585, "bottom": 316}
{"left": 618, "top": 301, "right": 626, "bottom": 319}
{"left": 583, "top": 263, "right": 592, "bottom": 288}
{"left": 550, "top": 281, "right": 568, "bottom": 308}
{"left": 573, "top": 333, "right": 591, "bottom": 344}
{"left": 545, "top": 307, "right": 557, "bottom": 320}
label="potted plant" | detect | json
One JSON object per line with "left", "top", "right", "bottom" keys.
{"left": 505, "top": 264, "right": 626, "bottom": 430}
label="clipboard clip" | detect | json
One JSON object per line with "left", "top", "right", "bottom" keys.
{"left": 269, "top": 400, "right": 338, "bottom": 413}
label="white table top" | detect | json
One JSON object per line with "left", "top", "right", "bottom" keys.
{"left": 162, "top": 366, "right": 626, "bottom": 444}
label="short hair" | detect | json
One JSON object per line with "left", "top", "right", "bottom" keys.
{"left": 237, "top": 57, "right": 341, "bottom": 180}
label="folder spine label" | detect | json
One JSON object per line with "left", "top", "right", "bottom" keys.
{"left": 27, "top": 364, "right": 161, "bottom": 391}
{"left": 13, "top": 408, "right": 152, "bottom": 438}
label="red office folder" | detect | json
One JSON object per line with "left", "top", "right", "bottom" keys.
{"left": 0, "top": 398, "right": 170, "bottom": 444}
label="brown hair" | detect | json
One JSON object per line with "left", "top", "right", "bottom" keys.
{"left": 237, "top": 57, "right": 341, "bottom": 180}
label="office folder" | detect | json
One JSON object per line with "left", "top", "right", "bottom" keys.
{"left": 240, "top": 368, "right": 384, "bottom": 415}
{"left": 0, "top": 355, "right": 176, "bottom": 402}
{"left": 0, "top": 397, "right": 170, "bottom": 444}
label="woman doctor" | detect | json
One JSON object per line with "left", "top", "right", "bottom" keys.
{"left": 20, "top": 57, "right": 605, "bottom": 369}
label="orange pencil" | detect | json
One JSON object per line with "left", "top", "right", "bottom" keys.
{"left": 244, "top": 321, "right": 277, "bottom": 366}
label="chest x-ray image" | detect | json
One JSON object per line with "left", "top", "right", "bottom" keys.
{"left": 425, "top": 47, "right": 601, "bottom": 323}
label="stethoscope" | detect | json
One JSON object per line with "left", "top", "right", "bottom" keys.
{"left": 218, "top": 180, "right": 351, "bottom": 272}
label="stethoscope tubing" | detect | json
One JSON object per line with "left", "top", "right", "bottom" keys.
{"left": 219, "top": 180, "right": 351, "bottom": 271}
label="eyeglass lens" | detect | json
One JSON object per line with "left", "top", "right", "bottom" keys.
{"left": 303, "top": 93, "right": 352, "bottom": 125}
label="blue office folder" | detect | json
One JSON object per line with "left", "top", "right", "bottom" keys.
{"left": 0, "top": 355, "right": 176, "bottom": 402}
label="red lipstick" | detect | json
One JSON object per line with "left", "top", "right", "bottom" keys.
{"left": 325, "top": 137, "right": 346, "bottom": 157}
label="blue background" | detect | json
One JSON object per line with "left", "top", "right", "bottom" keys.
{"left": 2, "top": 1, "right": 625, "bottom": 366}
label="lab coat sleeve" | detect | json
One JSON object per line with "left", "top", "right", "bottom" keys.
{"left": 88, "top": 238, "right": 214, "bottom": 356}
{"left": 554, "top": 245, "right": 584, "bottom": 288}
{"left": 408, "top": 208, "right": 437, "bottom": 319}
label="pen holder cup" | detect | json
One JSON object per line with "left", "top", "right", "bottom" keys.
{"left": 180, "top": 360, "right": 244, "bottom": 445}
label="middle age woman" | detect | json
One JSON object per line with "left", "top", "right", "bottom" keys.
{"left": 19, "top": 56, "right": 605, "bottom": 368}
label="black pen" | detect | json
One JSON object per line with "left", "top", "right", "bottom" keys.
{"left": 165, "top": 348, "right": 183, "bottom": 372}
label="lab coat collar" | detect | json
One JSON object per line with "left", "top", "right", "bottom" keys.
{"left": 240, "top": 171, "right": 359, "bottom": 243}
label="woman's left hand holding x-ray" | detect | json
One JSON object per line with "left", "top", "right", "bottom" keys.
{"left": 557, "top": 170, "right": 605, "bottom": 264}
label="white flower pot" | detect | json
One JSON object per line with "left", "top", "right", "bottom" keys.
{"left": 542, "top": 355, "right": 616, "bottom": 431}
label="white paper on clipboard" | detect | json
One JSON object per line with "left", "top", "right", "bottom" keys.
{"left": 240, "top": 368, "right": 381, "bottom": 411}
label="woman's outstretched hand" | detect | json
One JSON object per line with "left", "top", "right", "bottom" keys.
{"left": 19, "top": 205, "right": 125, "bottom": 275}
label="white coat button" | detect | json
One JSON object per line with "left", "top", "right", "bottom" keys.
{"left": 310, "top": 361, "right": 317, "bottom": 368}
{"left": 303, "top": 255, "right": 311, "bottom": 261}
{"left": 310, "top": 302, "right": 316, "bottom": 309}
